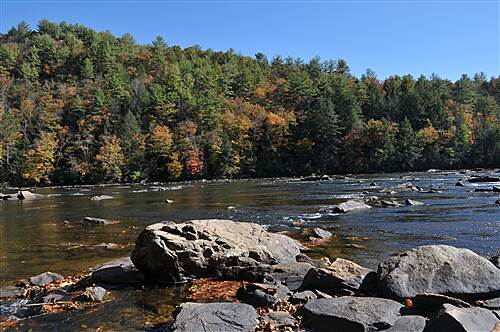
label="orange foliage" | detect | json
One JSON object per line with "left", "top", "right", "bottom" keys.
{"left": 187, "top": 278, "right": 246, "bottom": 301}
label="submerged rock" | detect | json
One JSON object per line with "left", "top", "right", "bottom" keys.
{"left": 131, "top": 219, "right": 302, "bottom": 283}
{"left": 330, "top": 200, "right": 372, "bottom": 213}
{"left": 90, "top": 195, "right": 114, "bottom": 201}
{"left": 301, "top": 297, "right": 403, "bottom": 332}
{"left": 377, "top": 245, "right": 500, "bottom": 300}
{"left": 467, "top": 176, "right": 500, "bottom": 183}
{"left": 172, "top": 302, "right": 257, "bottom": 332}
{"left": 299, "top": 175, "right": 330, "bottom": 181}
{"left": 82, "top": 217, "right": 115, "bottom": 226}
{"left": 29, "top": 271, "right": 64, "bottom": 286}
{"left": 426, "top": 304, "right": 499, "bottom": 332}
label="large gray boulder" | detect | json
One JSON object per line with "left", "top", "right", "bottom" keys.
{"left": 426, "top": 304, "right": 499, "bottom": 332}
{"left": 377, "top": 245, "right": 500, "bottom": 300}
{"left": 18, "top": 190, "right": 45, "bottom": 200}
{"left": 172, "top": 302, "right": 257, "bottom": 332}
{"left": 300, "top": 258, "right": 376, "bottom": 294}
{"left": 131, "top": 219, "right": 302, "bottom": 282}
{"left": 301, "top": 297, "right": 403, "bottom": 332}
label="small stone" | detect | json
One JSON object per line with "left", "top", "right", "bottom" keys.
{"left": 29, "top": 272, "right": 64, "bottom": 286}
{"left": 165, "top": 199, "right": 174, "bottom": 203}
{"left": 312, "top": 228, "right": 332, "bottom": 239}
{"left": 290, "top": 290, "right": 317, "bottom": 303}
{"left": 80, "top": 286, "right": 107, "bottom": 302}
{"left": 260, "top": 311, "right": 296, "bottom": 328}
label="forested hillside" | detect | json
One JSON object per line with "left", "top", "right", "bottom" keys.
{"left": 1, "top": 21, "right": 499, "bottom": 185}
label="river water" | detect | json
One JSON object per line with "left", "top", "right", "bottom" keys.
{"left": 1, "top": 171, "right": 499, "bottom": 330}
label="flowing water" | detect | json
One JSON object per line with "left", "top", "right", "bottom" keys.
{"left": 1, "top": 171, "right": 499, "bottom": 330}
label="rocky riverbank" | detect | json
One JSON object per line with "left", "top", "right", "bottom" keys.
{"left": 1, "top": 219, "right": 499, "bottom": 331}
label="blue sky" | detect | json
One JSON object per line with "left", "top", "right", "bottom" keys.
{"left": 1, "top": 0, "right": 499, "bottom": 80}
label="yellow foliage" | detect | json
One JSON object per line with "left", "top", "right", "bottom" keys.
{"left": 22, "top": 132, "right": 58, "bottom": 184}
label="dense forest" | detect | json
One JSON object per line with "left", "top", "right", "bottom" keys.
{"left": 0, "top": 21, "right": 499, "bottom": 186}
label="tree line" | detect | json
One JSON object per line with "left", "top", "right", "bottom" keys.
{"left": 1, "top": 20, "right": 499, "bottom": 185}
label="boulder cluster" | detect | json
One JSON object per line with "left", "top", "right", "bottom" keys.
{"left": 131, "top": 219, "right": 500, "bottom": 332}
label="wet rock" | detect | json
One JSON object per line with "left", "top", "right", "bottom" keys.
{"left": 426, "top": 304, "right": 499, "bottom": 332}
{"left": 290, "top": 290, "right": 317, "bottom": 303}
{"left": 405, "top": 199, "right": 425, "bottom": 206}
{"left": 300, "top": 175, "right": 330, "bottom": 181}
{"left": 165, "top": 199, "right": 174, "bottom": 203}
{"left": 377, "top": 245, "right": 500, "bottom": 300}
{"left": 385, "top": 315, "right": 427, "bottom": 332}
{"left": 260, "top": 311, "right": 296, "bottom": 328}
{"left": 300, "top": 258, "right": 376, "bottom": 294}
{"left": 455, "top": 181, "right": 466, "bottom": 187}
{"left": 478, "top": 297, "right": 500, "bottom": 310}
{"left": 131, "top": 219, "right": 302, "bottom": 283}
{"left": 413, "top": 293, "right": 471, "bottom": 313}
{"left": 79, "top": 286, "right": 107, "bottom": 302}
{"left": 330, "top": 200, "right": 372, "bottom": 213}
{"left": 0, "top": 286, "right": 23, "bottom": 298}
{"left": 91, "top": 257, "right": 145, "bottom": 286}
{"left": 82, "top": 217, "right": 115, "bottom": 226}
{"left": 312, "top": 227, "right": 332, "bottom": 239}
{"left": 302, "top": 297, "right": 403, "bottom": 332}
{"left": 172, "top": 302, "right": 257, "bottom": 332}
{"left": 17, "top": 190, "right": 45, "bottom": 200}
{"left": 29, "top": 271, "right": 64, "bottom": 286}
{"left": 467, "top": 176, "right": 500, "bottom": 183}
{"left": 90, "top": 195, "right": 114, "bottom": 201}
{"left": 370, "top": 182, "right": 378, "bottom": 186}
{"left": 496, "top": 199, "right": 500, "bottom": 205}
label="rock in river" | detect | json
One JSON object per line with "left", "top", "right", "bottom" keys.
{"left": 330, "top": 200, "right": 372, "bottom": 213}
{"left": 90, "top": 195, "right": 114, "bottom": 201}
{"left": 377, "top": 245, "right": 500, "bottom": 300}
{"left": 467, "top": 176, "right": 500, "bottom": 183}
{"left": 82, "top": 217, "right": 115, "bottom": 226}
{"left": 405, "top": 199, "right": 424, "bottom": 206}
{"left": 17, "top": 190, "right": 45, "bottom": 200}
{"left": 172, "top": 302, "right": 257, "bottom": 332}
{"left": 301, "top": 297, "right": 404, "bottom": 332}
{"left": 426, "top": 304, "right": 499, "bottom": 332}
{"left": 131, "top": 219, "right": 302, "bottom": 282}
{"left": 91, "top": 257, "right": 145, "bottom": 286}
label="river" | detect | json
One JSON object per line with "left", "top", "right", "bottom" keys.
{"left": 1, "top": 170, "right": 499, "bottom": 330}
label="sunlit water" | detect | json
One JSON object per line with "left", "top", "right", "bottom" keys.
{"left": 1, "top": 171, "right": 499, "bottom": 330}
